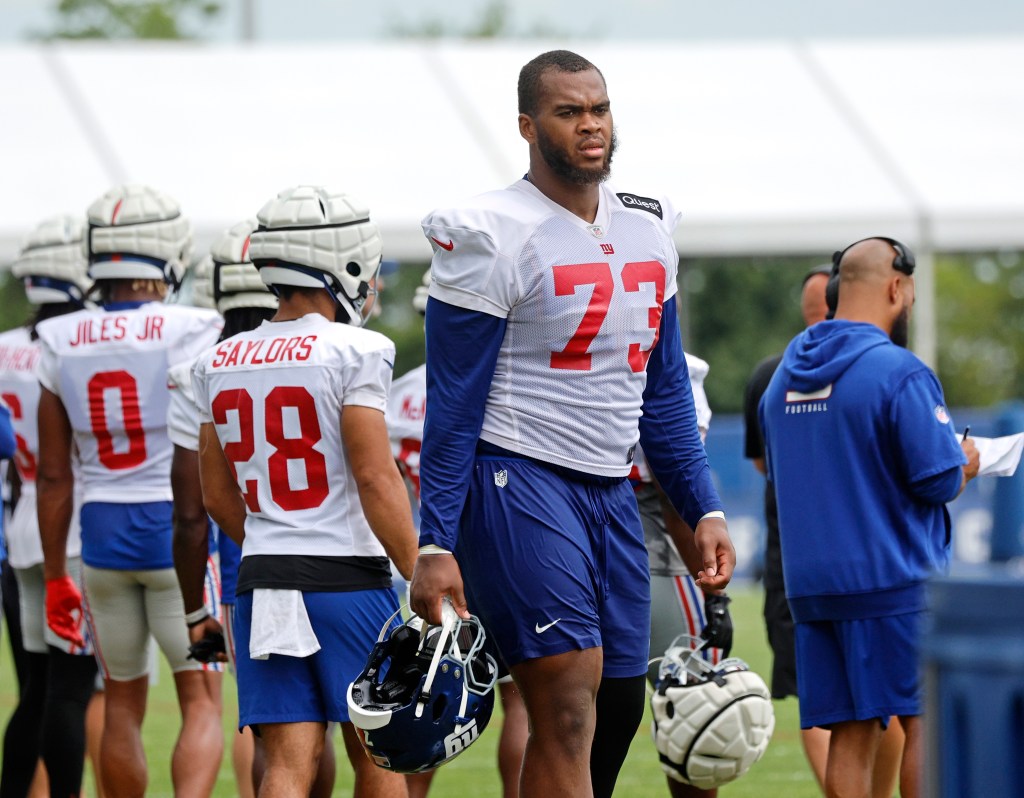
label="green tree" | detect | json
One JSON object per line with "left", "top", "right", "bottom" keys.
{"left": 41, "top": 0, "right": 220, "bottom": 40}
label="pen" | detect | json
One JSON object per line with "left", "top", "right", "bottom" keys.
{"left": 961, "top": 425, "right": 971, "bottom": 443}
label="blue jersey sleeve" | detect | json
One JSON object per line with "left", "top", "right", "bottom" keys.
{"left": 0, "top": 402, "right": 15, "bottom": 461}
{"left": 891, "top": 369, "right": 966, "bottom": 505}
{"left": 418, "top": 298, "right": 507, "bottom": 550}
{"left": 638, "top": 299, "right": 723, "bottom": 528}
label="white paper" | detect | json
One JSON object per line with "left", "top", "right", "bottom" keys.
{"left": 970, "top": 434, "right": 1024, "bottom": 477}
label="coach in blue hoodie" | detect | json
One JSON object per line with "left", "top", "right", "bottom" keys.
{"left": 759, "top": 237, "right": 980, "bottom": 798}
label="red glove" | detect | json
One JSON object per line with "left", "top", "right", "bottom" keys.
{"left": 46, "top": 576, "right": 85, "bottom": 649}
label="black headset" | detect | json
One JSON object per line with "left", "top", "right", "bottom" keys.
{"left": 826, "top": 237, "right": 915, "bottom": 319}
{"left": 831, "top": 236, "right": 916, "bottom": 278}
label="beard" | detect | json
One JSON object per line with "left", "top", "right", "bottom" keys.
{"left": 890, "top": 304, "right": 910, "bottom": 348}
{"left": 536, "top": 125, "right": 618, "bottom": 186}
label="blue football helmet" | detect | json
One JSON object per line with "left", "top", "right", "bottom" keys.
{"left": 347, "top": 604, "right": 498, "bottom": 774}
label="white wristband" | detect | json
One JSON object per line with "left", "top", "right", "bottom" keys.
{"left": 184, "top": 607, "right": 210, "bottom": 626}
{"left": 418, "top": 544, "right": 453, "bottom": 555}
{"left": 698, "top": 510, "right": 726, "bottom": 523}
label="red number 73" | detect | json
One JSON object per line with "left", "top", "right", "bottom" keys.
{"left": 549, "top": 260, "right": 665, "bottom": 373}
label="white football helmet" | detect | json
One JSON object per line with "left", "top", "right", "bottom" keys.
{"left": 650, "top": 635, "right": 774, "bottom": 789}
{"left": 249, "top": 186, "right": 382, "bottom": 326}
{"left": 172, "top": 253, "right": 217, "bottom": 310}
{"left": 412, "top": 268, "right": 430, "bottom": 315}
{"left": 86, "top": 184, "right": 192, "bottom": 286}
{"left": 12, "top": 215, "right": 91, "bottom": 306}
{"left": 210, "top": 218, "right": 276, "bottom": 314}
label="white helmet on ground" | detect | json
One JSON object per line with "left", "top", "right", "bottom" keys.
{"left": 86, "top": 184, "right": 192, "bottom": 286}
{"left": 249, "top": 186, "right": 382, "bottom": 326}
{"left": 210, "top": 218, "right": 276, "bottom": 314}
{"left": 12, "top": 215, "right": 91, "bottom": 306}
{"left": 650, "top": 635, "right": 774, "bottom": 789}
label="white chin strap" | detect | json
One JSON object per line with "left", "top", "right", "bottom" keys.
{"left": 415, "top": 601, "right": 460, "bottom": 719}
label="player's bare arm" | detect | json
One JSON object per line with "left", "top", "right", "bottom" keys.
{"left": 693, "top": 516, "right": 735, "bottom": 591}
{"left": 341, "top": 404, "right": 418, "bottom": 580}
{"left": 198, "top": 421, "right": 246, "bottom": 546}
{"left": 37, "top": 387, "right": 74, "bottom": 581}
{"left": 171, "top": 445, "right": 213, "bottom": 615}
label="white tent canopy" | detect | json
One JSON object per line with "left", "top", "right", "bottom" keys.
{"left": 2, "top": 37, "right": 1022, "bottom": 265}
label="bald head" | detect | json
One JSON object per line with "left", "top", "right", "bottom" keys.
{"left": 834, "top": 238, "right": 915, "bottom": 344}
{"left": 801, "top": 272, "right": 830, "bottom": 327}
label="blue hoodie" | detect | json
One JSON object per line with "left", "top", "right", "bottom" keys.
{"left": 759, "top": 320, "right": 966, "bottom": 622}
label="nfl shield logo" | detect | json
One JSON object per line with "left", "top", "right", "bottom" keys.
{"left": 494, "top": 470, "right": 508, "bottom": 488}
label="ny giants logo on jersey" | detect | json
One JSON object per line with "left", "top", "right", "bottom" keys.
{"left": 210, "top": 335, "right": 317, "bottom": 368}
{"left": 69, "top": 315, "right": 164, "bottom": 347}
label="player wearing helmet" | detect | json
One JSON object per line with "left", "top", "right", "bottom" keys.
{"left": 193, "top": 186, "right": 418, "bottom": 798}
{"left": 410, "top": 50, "right": 735, "bottom": 798}
{"left": 0, "top": 215, "right": 101, "bottom": 798}
{"left": 36, "top": 185, "right": 224, "bottom": 797}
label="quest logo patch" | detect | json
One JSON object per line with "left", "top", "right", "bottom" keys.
{"left": 616, "top": 193, "right": 663, "bottom": 219}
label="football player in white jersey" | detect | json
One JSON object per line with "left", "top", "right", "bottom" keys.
{"left": 36, "top": 185, "right": 224, "bottom": 797}
{"left": 387, "top": 270, "right": 528, "bottom": 798}
{"left": 194, "top": 186, "right": 418, "bottom": 798}
{"left": 410, "top": 50, "right": 736, "bottom": 798}
{"left": 0, "top": 215, "right": 102, "bottom": 798}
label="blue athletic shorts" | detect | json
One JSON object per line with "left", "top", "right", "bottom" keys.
{"left": 455, "top": 455, "right": 651, "bottom": 678}
{"left": 795, "top": 611, "right": 922, "bottom": 729}
{"left": 233, "top": 587, "right": 401, "bottom": 729}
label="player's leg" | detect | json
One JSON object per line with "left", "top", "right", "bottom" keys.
{"left": 40, "top": 555, "right": 99, "bottom": 798}
{"left": 222, "top": 603, "right": 257, "bottom": 798}
{"left": 1, "top": 563, "right": 48, "bottom": 797}
{"left": 404, "top": 770, "right": 435, "bottom": 798}
{"left": 826, "top": 719, "right": 884, "bottom": 797}
{"left": 590, "top": 481, "right": 652, "bottom": 798}
{"left": 309, "top": 725, "right": 337, "bottom": 798}
{"left": 512, "top": 648, "right": 603, "bottom": 798}
{"left": 259, "top": 722, "right": 326, "bottom": 798}
{"left": 142, "top": 566, "right": 223, "bottom": 798}
{"left": 895, "top": 715, "right": 921, "bottom": 798}
{"left": 457, "top": 458, "right": 610, "bottom": 797}
{"left": 871, "top": 718, "right": 904, "bottom": 798}
{"left": 83, "top": 565, "right": 152, "bottom": 797}
{"left": 85, "top": 685, "right": 106, "bottom": 798}
{"left": 340, "top": 722, "right": 407, "bottom": 798}
{"left": 496, "top": 679, "right": 527, "bottom": 798}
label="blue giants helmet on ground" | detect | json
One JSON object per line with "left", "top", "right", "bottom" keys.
{"left": 347, "top": 604, "right": 498, "bottom": 773}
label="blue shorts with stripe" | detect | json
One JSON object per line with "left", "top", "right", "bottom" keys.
{"left": 455, "top": 454, "right": 651, "bottom": 678}
{"left": 233, "top": 587, "right": 401, "bottom": 729}
{"left": 795, "top": 611, "right": 922, "bottom": 729}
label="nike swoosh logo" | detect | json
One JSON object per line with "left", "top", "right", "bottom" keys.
{"left": 535, "top": 619, "right": 562, "bottom": 634}
{"left": 430, "top": 236, "right": 454, "bottom": 251}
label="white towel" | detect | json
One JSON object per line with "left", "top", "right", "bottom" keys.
{"left": 248, "top": 589, "right": 321, "bottom": 660}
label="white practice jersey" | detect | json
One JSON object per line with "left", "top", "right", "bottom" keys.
{"left": 192, "top": 313, "right": 395, "bottom": 559}
{"left": 386, "top": 363, "right": 426, "bottom": 500}
{"left": 36, "top": 303, "right": 223, "bottom": 504}
{"left": 167, "top": 358, "right": 202, "bottom": 452}
{"left": 422, "top": 179, "right": 680, "bottom": 477}
{"left": 0, "top": 327, "right": 83, "bottom": 566}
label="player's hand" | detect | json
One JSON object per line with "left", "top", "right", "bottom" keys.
{"left": 409, "top": 553, "right": 469, "bottom": 625}
{"left": 693, "top": 516, "right": 735, "bottom": 591}
{"left": 45, "top": 575, "right": 85, "bottom": 648}
{"left": 961, "top": 437, "right": 980, "bottom": 484}
{"left": 188, "top": 617, "right": 228, "bottom": 664}
{"left": 700, "top": 592, "right": 733, "bottom": 658}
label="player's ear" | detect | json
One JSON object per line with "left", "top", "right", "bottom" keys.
{"left": 518, "top": 113, "right": 536, "bottom": 143}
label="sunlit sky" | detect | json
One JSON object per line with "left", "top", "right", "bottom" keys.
{"left": 4, "top": 0, "right": 1024, "bottom": 42}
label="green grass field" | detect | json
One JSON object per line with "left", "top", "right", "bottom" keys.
{"left": 0, "top": 584, "right": 822, "bottom": 797}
